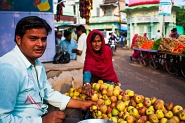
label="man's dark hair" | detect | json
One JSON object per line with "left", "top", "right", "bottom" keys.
{"left": 157, "top": 30, "right": 160, "bottom": 32}
{"left": 64, "top": 30, "right": 72, "bottom": 37}
{"left": 14, "top": 16, "right": 52, "bottom": 42}
{"left": 76, "top": 25, "right": 86, "bottom": 33}
{"left": 171, "top": 28, "right": 177, "bottom": 32}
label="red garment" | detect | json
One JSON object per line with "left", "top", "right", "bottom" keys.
{"left": 131, "top": 34, "right": 138, "bottom": 48}
{"left": 143, "top": 33, "right": 147, "bottom": 37}
{"left": 169, "top": 32, "right": 174, "bottom": 37}
{"left": 143, "top": 33, "right": 148, "bottom": 40}
{"left": 132, "top": 50, "right": 141, "bottom": 59}
{"left": 131, "top": 34, "right": 141, "bottom": 59}
{"left": 84, "top": 30, "right": 119, "bottom": 83}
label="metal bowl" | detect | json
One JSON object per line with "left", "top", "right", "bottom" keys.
{"left": 77, "top": 119, "right": 111, "bottom": 123}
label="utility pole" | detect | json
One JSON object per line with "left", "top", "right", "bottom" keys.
{"left": 117, "top": 0, "right": 121, "bottom": 32}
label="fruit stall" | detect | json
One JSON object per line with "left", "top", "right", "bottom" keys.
{"left": 65, "top": 80, "right": 185, "bottom": 123}
{"left": 132, "top": 35, "right": 185, "bottom": 77}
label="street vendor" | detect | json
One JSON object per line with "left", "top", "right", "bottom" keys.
{"left": 0, "top": 16, "right": 96, "bottom": 123}
{"left": 130, "top": 34, "right": 140, "bottom": 61}
{"left": 83, "top": 30, "right": 120, "bottom": 96}
{"left": 169, "top": 28, "right": 180, "bottom": 39}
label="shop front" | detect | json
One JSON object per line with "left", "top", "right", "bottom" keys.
{"left": 121, "top": 0, "right": 180, "bottom": 46}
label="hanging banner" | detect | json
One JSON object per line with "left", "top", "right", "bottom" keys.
{"left": 0, "top": 0, "right": 53, "bottom": 12}
{"left": 158, "top": 0, "right": 172, "bottom": 16}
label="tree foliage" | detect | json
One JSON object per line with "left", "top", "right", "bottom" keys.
{"left": 176, "top": 8, "right": 185, "bottom": 27}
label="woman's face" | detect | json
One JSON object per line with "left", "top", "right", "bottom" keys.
{"left": 91, "top": 35, "right": 102, "bottom": 52}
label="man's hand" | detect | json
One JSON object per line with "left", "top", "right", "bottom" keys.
{"left": 72, "top": 49, "right": 77, "bottom": 53}
{"left": 72, "top": 49, "right": 82, "bottom": 55}
{"left": 42, "top": 111, "right": 65, "bottom": 123}
{"left": 80, "top": 100, "right": 97, "bottom": 111}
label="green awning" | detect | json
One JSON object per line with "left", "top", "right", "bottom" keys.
{"left": 120, "top": 4, "right": 181, "bottom": 13}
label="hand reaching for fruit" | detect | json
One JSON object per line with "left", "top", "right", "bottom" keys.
{"left": 115, "top": 82, "right": 121, "bottom": 86}
{"left": 83, "top": 83, "right": 94, "bottom": 97}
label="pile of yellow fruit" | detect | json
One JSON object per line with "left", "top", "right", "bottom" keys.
{"left": 65, "top": 80, "right": 185, "bottom": 123}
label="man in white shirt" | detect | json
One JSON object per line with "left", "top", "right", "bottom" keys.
{"left": 154, "top": 30, "right": 162, "bottom": 41}
{"left": 72, "top": 25, "right": 87, "bottom": 63}
{"left": 0, "top": 16, "right": 96, "bottom": 123}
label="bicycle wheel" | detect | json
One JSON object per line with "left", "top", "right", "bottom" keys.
{"left": 165, "top": 55, "right": 179, "bottom": 74}
{"left": 139, "top": 51, "right": 148, "bottom": 66}
{"left": 149, "top": 53, "right": 162, "bottom": 69}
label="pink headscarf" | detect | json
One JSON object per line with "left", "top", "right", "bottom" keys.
{"left": 143, "top": 33, "right": 148, "bottom": 40}
{"left": 143, "top": 33, "right": 147, "bottom": 37}
{"left": 131, "top": 34, "right": 138, "bottom": 48}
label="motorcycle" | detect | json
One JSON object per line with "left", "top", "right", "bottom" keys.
{"left": 108, "top": 40, "right": 118, "bottom": 56}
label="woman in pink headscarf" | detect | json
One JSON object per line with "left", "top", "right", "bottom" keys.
{"left": 130, "top": 34, "right": 141, "bottom": 61}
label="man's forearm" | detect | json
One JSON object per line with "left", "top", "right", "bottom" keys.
{"left": 66, "top": 99, "right": 83, "bottom": 109}
{"left": 72, "top": 49, "right": 82, "bottom": 55}
{"left": 66, "top": 99, "right": 96, "bottom": 111}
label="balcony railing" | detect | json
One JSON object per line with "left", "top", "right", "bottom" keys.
{"left": 89, "top": 15, "right": 127, "bottom": 23}
{"left": 89, "top": 15, "right": 120, "bottom": 23}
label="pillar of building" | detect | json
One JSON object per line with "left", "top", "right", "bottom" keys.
{"left": 150, "top": 16, "right": 154, "bottom": 39}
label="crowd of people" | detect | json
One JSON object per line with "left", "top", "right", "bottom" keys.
{"left": 55, "top": 25, "right": 87, "bottom": 63}
{"left": 55, "top": 25, "right": 127, "bottom": 63}
{"left": 0, "top": 16, "right": 121, "bottom": 123}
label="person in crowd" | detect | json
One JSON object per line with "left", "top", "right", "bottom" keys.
{"left": 55, "top": 31, "right": 65, "bottom": 53}
{"left": 169, "top": 28, "right": 180, "bottom": 39}
{"left": 83, "top": 30, "right": 120, "bottom": 96}
{"left": 154, "top": 30, "right": 162, "bottom": 41}
{"left": 108, "top": 32, "right": 119, "bottom": 52}
{"left": 114, "top": 31, "right": 118, "bottom": 38}
{"left": 72, "top": 25, "right": 87, "bottom": 63}
{"left": 56, "top": 31, "right": 63, "bottom": 45}
{"left": 0, "top": 16, "right": 96, "bottom": 123}
{"left": 130, "top": 34, "right": 140, "bottom": 61}
{"left": 120, "top": 33, "right": 125, "bottom": 47}
{"left": 143, "top": 32, "right": 148, "bottom": 40}
{"left": 60, "top": 30, "right": 77, "bottom": 60}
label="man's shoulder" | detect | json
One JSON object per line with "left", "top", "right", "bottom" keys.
{"left": 60, "top": 40, "right": 68, "bottom": 44}
{"left": 80, "top": 33, "right": 87, "bottom": 39}
{"left": 0, "top": 51, "right": 24, "bottom": 70}
{"left": 0, "top": 50, "right": 16, "bottom": 61}
{"left": 71, "top": 40, "right": 77, "bottom": 44}
{"left": 71, "top": 39, "right": 77, "bottom": 42}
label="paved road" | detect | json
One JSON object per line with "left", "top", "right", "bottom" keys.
{"left": 113, "top": 48, "right": 185, "bottom": 108}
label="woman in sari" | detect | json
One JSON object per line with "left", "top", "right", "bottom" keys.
{"left": 130, "top": 34, "right": 140, "bottom": 61}
{"left": 83, "top": 30, "right": 120, "bottom": 96}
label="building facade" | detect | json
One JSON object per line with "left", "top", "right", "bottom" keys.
{"left": 121, "top": 0, "right": 180, "bottom": 46}
{"left": 87, "top": 0, "right": 127, "bottom": 33}
{"left": 73, "top": 0, "right": 127, "bottom": 36}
